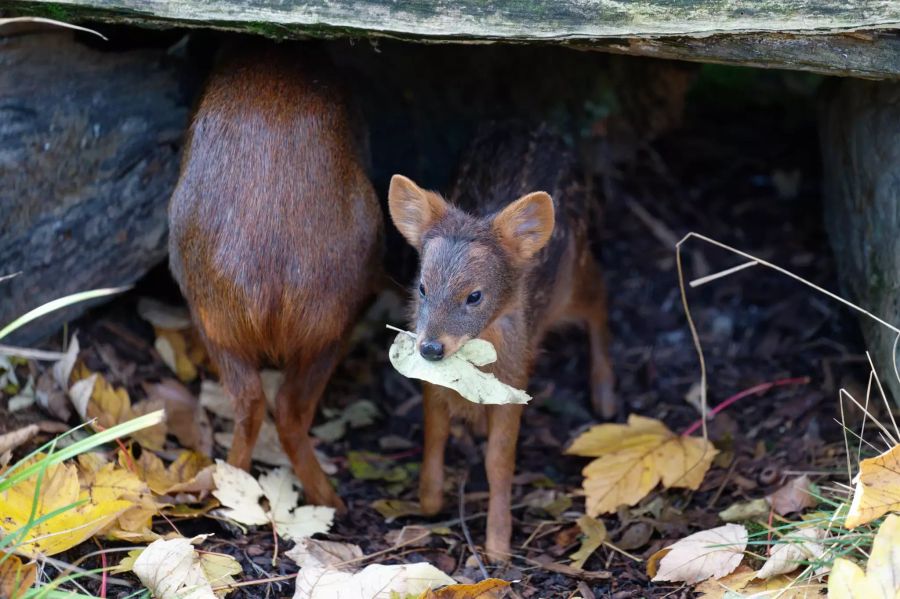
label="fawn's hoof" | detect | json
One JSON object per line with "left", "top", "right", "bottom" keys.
{"left": 419, "top": 489, "right": 444, "bottom": 516}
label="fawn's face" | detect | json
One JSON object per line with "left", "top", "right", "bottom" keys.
{"left": 388, "top": 174, "right": 555, "bottom": 360}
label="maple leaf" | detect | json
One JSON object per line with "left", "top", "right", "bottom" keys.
{"left": 566, "top": 414, "right": 718, "bottom": 515}
{"left": 0, "top": 458, "right": 134, "bottom": 557}
{"left": 652, "top": 523, "right": 747, "bottom": 584}
{"left": 212, "top": 461, "right": 333, "bottom": 541}
{"left": 124, "top": 449, "right": 213, "bottom": 497}
{"left": 844, "top": 443, "right": 900, "bottom": 529}
{"left": 828, "top": 514, "right": 900, "bottom": 599}
{"left": 569, "top": 515, "right": 607, "bottom": 570}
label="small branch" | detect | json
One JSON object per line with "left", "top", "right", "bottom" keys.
{"left": 385, "top": 324, "right": 416, "bottom": 338}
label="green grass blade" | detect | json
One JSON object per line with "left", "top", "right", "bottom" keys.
{"left": 0, "top": 286, "right": 131, "bottom": 340}
{"left": 0, "top": 411, "right": 163, "bottom": 491}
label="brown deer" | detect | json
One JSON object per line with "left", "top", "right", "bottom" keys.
{"left": 169, "top": 43, "right": 383, "bottom": 511}
{"left": 388, "top": 123, "right": 615, "bottom": 559}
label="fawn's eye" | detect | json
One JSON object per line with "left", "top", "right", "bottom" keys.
{"left": 419, "top": 283, "right": 426, "bottom": 298}
{"left": 466, "top": 290, "right": 482, "bottom": 305}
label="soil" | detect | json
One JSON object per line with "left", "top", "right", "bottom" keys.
{"left": 0, "top": 65, "right": 867, "bottom": 598}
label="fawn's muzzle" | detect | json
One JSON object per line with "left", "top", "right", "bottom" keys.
{"left": 420, "top": 340, "right": 445, "bottom": 361}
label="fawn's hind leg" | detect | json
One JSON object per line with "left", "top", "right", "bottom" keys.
{"left": 211, "top": 348, "right": 267, "bottom": 471}
{"left": 570, "top": 254, "right": 618, "bottom": 419}
{"left": 275, "top": 343, "right": 346, "bottom": 512}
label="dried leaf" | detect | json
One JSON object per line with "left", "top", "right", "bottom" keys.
{"left": 126, "top": 449, "right": 213, "bottom": 496}
{"left": 694, "top": 565, "right": 823, "bottom": 598}
{"left": 570, "top": 515, "right": 607, "bottom": 570}
{"left": 292, "top": 561, "right": 455, "bottom": 599}
{"left": 384, "top": 525, "right": 432, "bottom": 548}
{"left": 566, "top": 414, "right": 718, "bottom": 516}
{"left": 0, "top": 551, "right": 36, "bottom": 599}
{"left": 143, "top": 379, "right": 213, "bottom": 454}
{"left": 155, "top": 330, "right": 198, "bottom": 383}
{"left": 758, "top": 527, "right": 825, "bottom": 579}
{"left": 388, "top": 332, "right": 530, "bottom": 405}
{"left": 652, "top": 523, "right": 748, "bottom": 584}
{"left": 285, "top": 539, "right": 363, "bottom": 571}
{"left": 0, "top": 458, "right": 135, "bottom": 557}
{"left": 419, "top": 579, "right": 511, "bottom": 598}
{"left": 0, "top": 425, "right": 39, "bottom": 459}
{"left": 371, "top": 499, "right": 422, "bottom": 521}
{"left": 845, "top": 443, "right": 900, "bottom": 529}
{"left": 137, "top": 298, "right": 192, "bottom": 330}
{"left": 767, "top": 475, "right": 816, "bottom": 516}
{"left": 212, "top": 461, "right": 333, "bottom": 541}
{"left": 131, "top": 536, "right": 241, "bottom": 599}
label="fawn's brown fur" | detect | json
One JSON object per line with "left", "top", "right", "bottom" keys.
{"left": 388, "top": 124, "right": 615, "bottom": 559}
{"left": 169, "top": 44, "right": 383, "bottom": 511}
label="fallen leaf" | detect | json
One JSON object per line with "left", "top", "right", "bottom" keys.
{"left": 384, "top": 525, "right": 432, "bottom": 548}
{"left": 694, "top": 565, "right": 823, "bottom": 598}
{"left": 845, "top": 443, "right": 900, "bottom": 529}
{"left": 0, "top": 551, "right": 36, "bottom": 599}
{"left": 767, "top": 475, "right": 817, "bottom": 516}
{"left": 758, "top": 527, "right": 826, "bottom": 579}
{"left": 70, "top": 364, "right": 167, "bottom": 450}
{"left": 616, "top": 521, "right": 654, "bottom": 551}
{"left": 155, "top": 329, "right": 198, "bottom": 383}
{"left": 143, "top": 379, "right": 213, "bottom": 454}
{"left": 523, "top": 489, "right": 572, "bottom": 519}
{"left": 652, "top": 523, "right": 748, "bottom": 584}
{"left": 566, "top": 414, "right": 719, "bottom": 516}
{"left": 51, "top": 334, "right": 80, "bottom": 389}
{"left": 212, "top": 461, "right": 333, "bottom": 541}
{"left": 137, "top": 298, "right": 192, "bottom": 329}
{"left": 285, "top": 538, "right": 363, "bottom": 570}
{"left": 419, "top": 579, "right": 511, "bottom": 598}
{"left": 570, "top": 515, "right": 607, "bottom": 570}
{"left": 126, "top": 449, "right": 213, "bottom": 496}
{"left": 131, "top": 536, "right": 241, "bottom": 599}
{"left": 0, "top": 458, "right": 134, "bottom": 557}
{"left": 829, "top": 514, "right": 900, "bottom": 599}
{"left": 293, "top": 561, "right": 455, "bottom": 599}
{"left": 0, "top": 425, "right": 39, "bottom": 463}
{"left": 312, "top": 400, "right": 379, "bottom": 442}
{"left": 388, "top": 331, "right": 530, "bottom": 405}
{"left": 348, "top": 451, "right": 411, "bottom": 483}
{"left": 718, "top": 497, "right": 771, "bottom": 522}
{"left": 645, "top": 548, "right": 670, "bottom": 578}
{"left": 371, "top": 499, "right": 422, "bottom": 521}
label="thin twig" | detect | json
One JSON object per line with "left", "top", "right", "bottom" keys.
{"left": 459, "top": 473, "right": 489, "bottom": 579}
{"left": 0, "top": 16, "right": 107, "bottom": 39}
{"left": 689, "top": 260, "right": 758, "bottom": 288}
{"left": 385, "top": 324, "right": 416, "bottom": 338}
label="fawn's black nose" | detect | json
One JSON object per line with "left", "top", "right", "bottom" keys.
{"left": 420, "top": 340, "right": 445, "bottom": 361}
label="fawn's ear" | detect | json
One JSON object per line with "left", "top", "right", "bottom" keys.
{"left": 493, "top": 191, "right": 555, "bottom": 263}
{"left": 388, "top": 175, "right": 448, "bottom": 249}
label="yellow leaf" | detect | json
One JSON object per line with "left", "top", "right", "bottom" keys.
{"left": 131, "top": 536, "right": 241, "bottom": 599}
{"left": 125, "top": 450, "right": 212, "bottom": 496}
{"left": 694, "top": 565, "right": 824, "bottom": 598}
{"left": 70, "top": 365, "right": 167, "bottom": 451}
{"left": 419, "top": 579, "right": 511, "bottom": 598}
{"left": 0, "top": 459, "right": 133, "bottom": 557}
{"left": 155, "top": 328, "right": 209, "bottom": 383}
{"left": 828, "top": 514, "right": 900, "bottom": 599}
{"left": 0, "top": 551, "right": 36, "bottom": 599}
{"left": 569, "top": 515, "right": 607, "bottom": 570}
{"left": 845, "top": 443, "right": 900, "bottom": 529}
{"left": 566, "top": 414, "right": 718, "bottom": 515}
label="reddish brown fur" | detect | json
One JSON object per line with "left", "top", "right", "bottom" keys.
{"left": 169, "top": 43, "right": 383, "bottom": 511}
{"left": 388, "top": 125, "right": 615, "bottom": 560}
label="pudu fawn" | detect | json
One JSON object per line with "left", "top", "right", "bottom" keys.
{"left": 388, "top": 124, "right": 616, "bottom": 558}
{"left": 169, "top": 44, "right": 383, "bottom": 511}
